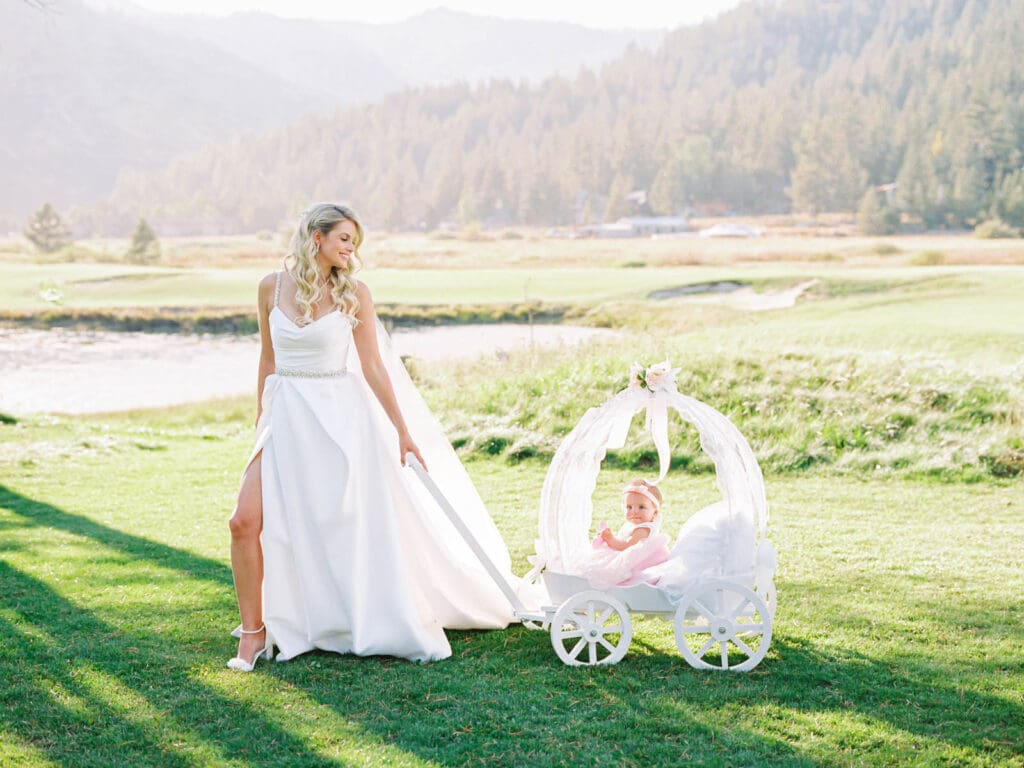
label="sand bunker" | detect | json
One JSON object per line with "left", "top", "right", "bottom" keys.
{"left": 649, "top": 279, "right": 819, "bottom": 311}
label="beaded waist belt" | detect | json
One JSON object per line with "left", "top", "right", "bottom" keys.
{"left": 275, "top": 366, "right": 348, "bottom": 378}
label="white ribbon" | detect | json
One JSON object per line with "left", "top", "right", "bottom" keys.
{"left": 645, "top": 390, "right": 672, "bottom": 482}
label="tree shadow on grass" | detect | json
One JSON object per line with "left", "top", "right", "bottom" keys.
{"left": 285, "top": 603, "right": 1024, "bottom": 767}
{"left": 0, "top": 561, "right": 353, "bottom": 768}
{"left": 0, "top": 481, "right": 810, "bottom": 765}
{"left": 3, "top": 483, "right": 1020, "bottom": 766}
{"left": 0, "top": 485, "right": 416, "bottom": 767}
{"left": 269, "top": 625, "right": 814, "bottom": 767}
{"left": 0, "top": 484, "right": 232, "bottom": 588}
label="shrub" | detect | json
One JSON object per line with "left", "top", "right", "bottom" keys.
{"left": 871, "top": 242, "right": 902, "bottom": 255}
{"left": 974, "top": 218, "right": 1021, "bottom": 239}
{"left": 981, "top": 450, "right": 1024, "bottom": 477}
{"left": 911, "top": 250, "right": 946, "bottom": 266}
{"left": 56, "top": 243, "right": 107, "bottom": 263}
{"left": 856, "top": 189, "right": 900, "bottom": 235}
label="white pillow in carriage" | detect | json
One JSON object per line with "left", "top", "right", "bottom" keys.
{"left": 642, "top": 500, "right": 756, "bottom": 596}
{"left": 670, "top": 501, "right": 729, "bottom": 573}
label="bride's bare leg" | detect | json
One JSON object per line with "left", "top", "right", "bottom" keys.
{"left": 229, "top": 453, "right": 265, "bottom": 660}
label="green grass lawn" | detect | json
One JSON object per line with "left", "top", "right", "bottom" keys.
{"left": 2, "top": 231, "right": 1022, "bottom": 312}
{"left": 1, "top": 239, "right": 1022, "bottom": 765}
{"left": 0, "top": 401, "right": 1021, "bottom": 767}
{"left": 0, "top": 260, "right": 1017, "bottom": 310}
{"left": 0, "top": 259, "right": 826, "bottom": 310}
{"left": 4, "top": 229, "right": 1023, "bottom": 271}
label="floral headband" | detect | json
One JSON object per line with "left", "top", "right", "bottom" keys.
{"left": 623, "top": 483, "right": 661, "bottom": 511}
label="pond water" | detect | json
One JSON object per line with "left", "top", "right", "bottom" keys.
{"left": 0, "top": 324, "right": 616, "bottom": 415}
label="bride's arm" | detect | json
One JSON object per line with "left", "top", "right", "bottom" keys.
{"left": 351, "top": 281, "right": 426, "bottom": 468}
{"left": 255, "top": 274, "right": 276, "bottom": 425}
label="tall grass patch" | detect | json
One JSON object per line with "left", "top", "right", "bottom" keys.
{"left": 421, "top": 342, "right": 1023, "bottom": 481}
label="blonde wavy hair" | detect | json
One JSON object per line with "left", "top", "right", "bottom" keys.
{"left": 284, "top": 203, "right": 363, "bottom": 323}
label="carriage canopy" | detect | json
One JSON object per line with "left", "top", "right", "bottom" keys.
{"left": 534, "top": 362, "right": 768, "bottom": 578}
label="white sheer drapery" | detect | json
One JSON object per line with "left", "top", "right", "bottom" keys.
{"left": 535, "top": 381, "right": 768, "bottom": 581}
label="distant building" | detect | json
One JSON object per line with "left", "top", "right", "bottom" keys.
{"left": 876, "top": 182, "right": 898, "bottom": 205}
{"left": 577, "top": 216, "right": 690, "bottom": 238}
{"left": 698, "top": 223, "right": 763, "bottom": 238}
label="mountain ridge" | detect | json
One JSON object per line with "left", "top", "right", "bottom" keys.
{"left": 78, "top": 0, "right": 1024, "bottom": 235}
{"left": 1, "top": 1, "right": 665, "bottom": 228}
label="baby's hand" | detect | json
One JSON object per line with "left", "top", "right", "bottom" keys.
{"left": 600, "top": 528, "right": 614, "bottom": 542}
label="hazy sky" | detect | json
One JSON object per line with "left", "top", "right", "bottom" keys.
{"left": 113, "top": 0, "right": 746, "bottom": 29}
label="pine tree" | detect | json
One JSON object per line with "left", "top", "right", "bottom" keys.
{"left": 126, "top": 218, "right": 160, "bottom": 263}
{"left": 790, "top": 118, "right": 868, "bottom": 215}
{"left": 993, "top": 169, "right": 1024, "bottom": 227}
{"left": 456, "top": 190, "right": 481, "bottom": 227}
{"left": 24, "top": 203, "right": 72, "bottom": 253}
{"left": 856, "top": 188, "right": 900, "bottom": 235}
{"left": 896, "top": 143, "right": 953, "bottom": 229}
{"left": 649, "top": 136, "right": 716, "bottom": 214}
{"left": 603, "top": 173, "right": 634, "bottom": 222}
{"left": 649, "top": 156, "right": 686, "bottom": 215}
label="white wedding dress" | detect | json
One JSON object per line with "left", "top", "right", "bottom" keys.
{"left": 243, "top": 273, "right": 515, "bottom": 662}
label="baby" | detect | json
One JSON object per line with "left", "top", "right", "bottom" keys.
{"left": 584, "top": 479, "right": 671, "bottom": 589}
{"left": 595, "top": 478, "right": 663, "bottom": 550}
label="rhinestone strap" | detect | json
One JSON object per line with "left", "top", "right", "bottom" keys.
{"left": 275, "top": 366, "right": 347, "bottom": 378}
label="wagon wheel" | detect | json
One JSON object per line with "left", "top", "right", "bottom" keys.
{"left": 674, "top": 580, "right": 772, "bottom": 672}
{"left": 550, "top": 590, "right": 632, "bottom": 666}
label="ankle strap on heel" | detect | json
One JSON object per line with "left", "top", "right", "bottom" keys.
{"left": 238, "top": 624, "right": 266, "bottom": 634}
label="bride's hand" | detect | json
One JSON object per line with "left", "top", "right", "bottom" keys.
{"left": 399, "top": 432, "right": 427, "bottom": 470}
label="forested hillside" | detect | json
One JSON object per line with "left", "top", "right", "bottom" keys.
{"left": 1, "top": 1, "right": 657, "bottom": 231}
{"left": 85, "top": 0, "right": 1024, "bottom": 235}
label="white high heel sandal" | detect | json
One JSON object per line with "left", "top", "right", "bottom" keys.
{"left": 227, "top": 624, "right": 274, "bottom": 672}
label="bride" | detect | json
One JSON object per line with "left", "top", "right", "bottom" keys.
{"left": 227, "top": 203, "right": 514, "bottom": 671}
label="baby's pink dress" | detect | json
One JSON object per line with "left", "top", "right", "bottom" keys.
{"left": 582, "top": 519, "right": 671, "bottom": 590}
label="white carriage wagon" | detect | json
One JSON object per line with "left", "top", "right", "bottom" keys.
{"left": 410, "top": 362, "right": 776, "bottom": 671}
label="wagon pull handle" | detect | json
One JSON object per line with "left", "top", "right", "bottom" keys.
{"left": 405, "top": 453, "right": 527, "bottom": 617}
